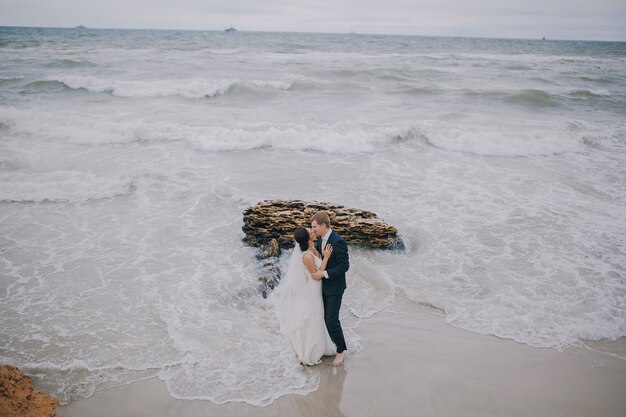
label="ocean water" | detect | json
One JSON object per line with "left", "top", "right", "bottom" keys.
{"left": 1, "top": 26, "right": 625, "bottom": 405}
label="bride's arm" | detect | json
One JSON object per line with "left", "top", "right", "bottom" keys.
{"left": 302, "top": 253, "right": 320, "bottom": 279}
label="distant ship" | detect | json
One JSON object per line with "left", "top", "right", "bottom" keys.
{"left": 224, "top": 27, "right": 237, "bottom": 32}
{"left": 75, "top": 25, "right": 87, "bottom": 30}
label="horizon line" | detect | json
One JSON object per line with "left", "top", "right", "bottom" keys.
{"left": 1, "top": 24, "right": 625, "bottom": 43}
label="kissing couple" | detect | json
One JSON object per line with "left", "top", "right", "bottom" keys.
{"left": 273, "top": 210, "right": 349, "bottom": 366}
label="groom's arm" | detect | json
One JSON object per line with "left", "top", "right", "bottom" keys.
{"left": 325, "top": 238, "right": 349, "bottom": 279}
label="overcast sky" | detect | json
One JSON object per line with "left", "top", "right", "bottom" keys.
{"left": 1, "top": 0, "right": 625, "bottom": 41}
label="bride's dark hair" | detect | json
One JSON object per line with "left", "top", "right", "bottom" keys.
{"left": 293, "top": 228, "right": 309, "bottom": 252}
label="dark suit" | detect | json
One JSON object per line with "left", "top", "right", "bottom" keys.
{"left": 317, "top": 230, "right": 349, "bottom": 353}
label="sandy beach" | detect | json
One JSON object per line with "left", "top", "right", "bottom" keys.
{"left": 57, "top": 298, "right": 626, "bottom": 417}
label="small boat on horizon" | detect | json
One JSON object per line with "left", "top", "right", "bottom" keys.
{"left": 224, "top": 27, "right": 237, "bottom": 32}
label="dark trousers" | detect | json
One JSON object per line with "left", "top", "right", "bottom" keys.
{"left": 323, "top": 293, "right": 347, "bottom": 353}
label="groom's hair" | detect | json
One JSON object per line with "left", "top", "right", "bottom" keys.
{"left": 311, "top": 211, "right": 330, "bottom": 228}
{"left": 294, "top": 228, "right": 309, "bottom": 251}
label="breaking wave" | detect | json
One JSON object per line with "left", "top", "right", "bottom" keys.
{"left": 50, "top": 75, "right": 294, "bottom": 98}
{"left": 418, "top": 120, "right": 584, "bottom": 156}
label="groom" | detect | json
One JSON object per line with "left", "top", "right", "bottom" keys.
{"left": 311, "top": 211, "right": 349, "bottom": 366}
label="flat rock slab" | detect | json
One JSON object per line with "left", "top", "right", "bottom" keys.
{"left": 242, "top": 200, "right": 403, "bottom": 251}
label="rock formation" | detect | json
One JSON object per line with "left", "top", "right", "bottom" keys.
{"left": 242, "top": 200, "right": 403, "bottom": 296}
{"left": 243, "top": 200, "right": 403, "bottom": 250}
{"left": 0, "top": 365, "right": 59, "bottom": 417}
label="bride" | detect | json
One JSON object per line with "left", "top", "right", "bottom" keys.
{"left": 273, "top": 227, "right": 337, "bottom": 365}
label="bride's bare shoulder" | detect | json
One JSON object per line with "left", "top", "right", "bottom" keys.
{"left": 301, "top": 251, "right": 317, "bottom": 270}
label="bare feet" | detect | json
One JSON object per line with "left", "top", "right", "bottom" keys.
{"left": 332, "top": 352, "right": 344, "bottom": 366}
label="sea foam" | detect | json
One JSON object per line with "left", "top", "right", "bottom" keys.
{"left": 0, "top": 171, "right": 133, "bottom": 202}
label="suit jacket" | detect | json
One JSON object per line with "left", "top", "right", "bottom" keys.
{"left": 316, "top": 230, "right": 349, "bottom": 295}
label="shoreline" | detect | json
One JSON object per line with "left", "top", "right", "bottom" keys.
{"left": 57, "top": 298, "right": 626, "bottom": 417}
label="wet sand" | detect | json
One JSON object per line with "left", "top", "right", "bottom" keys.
{"left": 58, "top": 299, "right": 626, "bottom": 417}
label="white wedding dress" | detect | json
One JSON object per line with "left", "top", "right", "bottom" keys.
{"left": 272, "top": 246, "right": 336, "bottom": 365}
